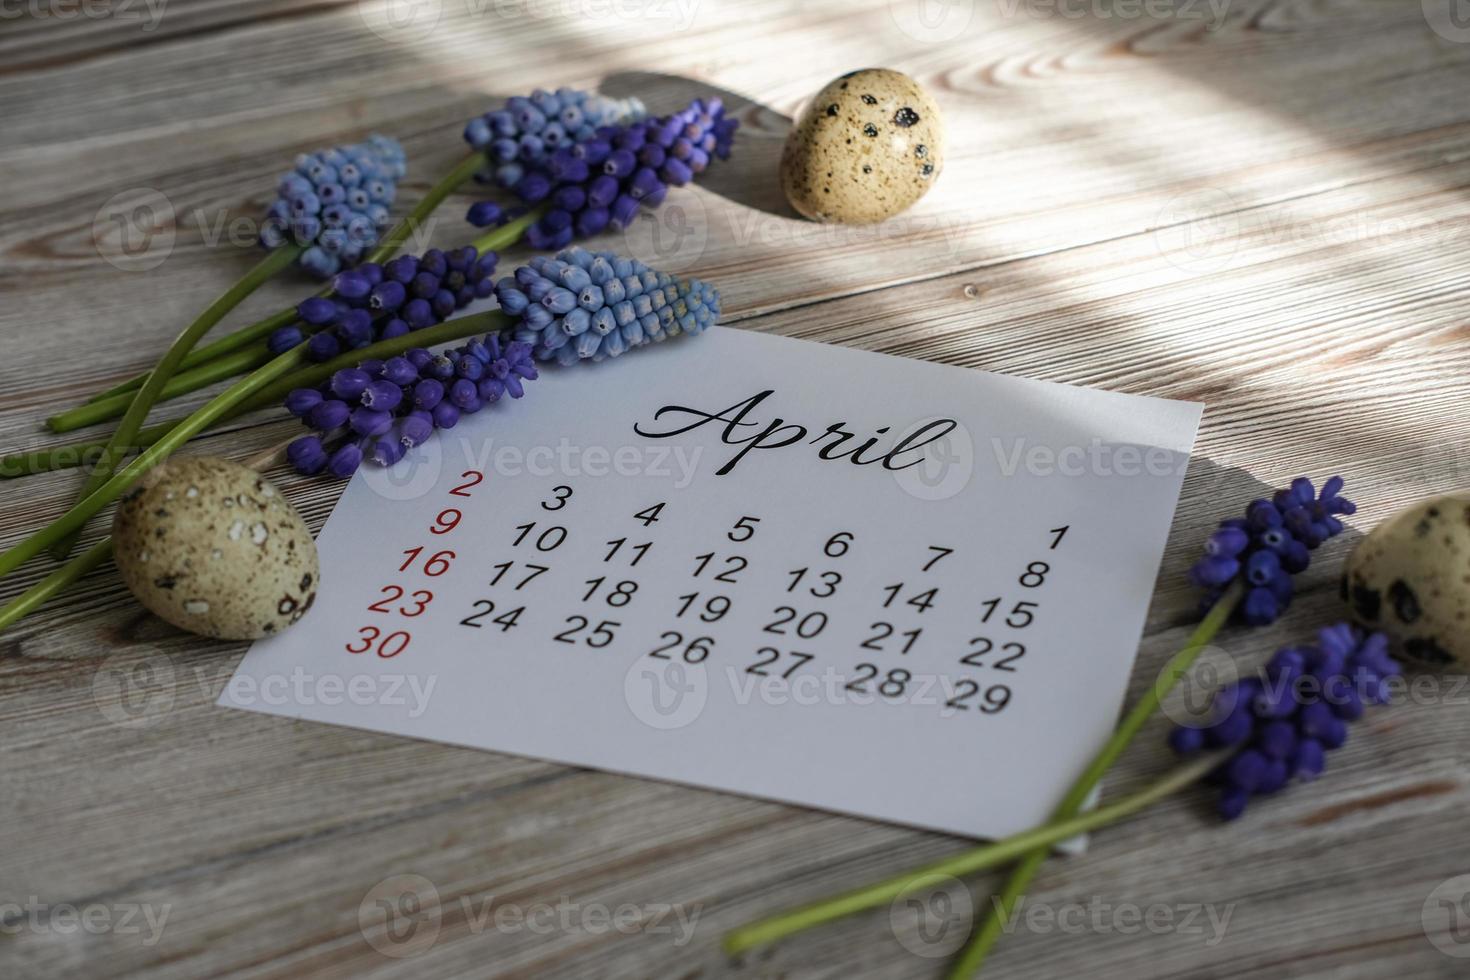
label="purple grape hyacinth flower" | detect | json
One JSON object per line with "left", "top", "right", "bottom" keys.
{"left": 286, "top": 333, "right": 537, "bottom": 478}
{"left": 467, "top": 97, "right": 738, "bottom": 250}
{"left": 1168, "top": 623, "right": 1399, "bottom": 820}
{"left": 463, "top": 88, "right": 646, "bottom": 190}
{"left": 261, "top": 134, "right": 407, "bottom": 279}
{"left": 267, "top": 247, "right": 497, "bottom": 362}
{"left": 1191, "top": 476, "right": 1355, "bottom": 626}
{"left": 493, "top": 247, "right": 719, "bottom": 364}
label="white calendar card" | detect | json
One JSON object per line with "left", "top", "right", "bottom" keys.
{"left": 220, "top": 325, "right": 1202, "bottom": 841}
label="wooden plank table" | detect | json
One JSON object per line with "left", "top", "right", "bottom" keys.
{"left": 4, "top": 0, "right": 1470, "bottom": 976}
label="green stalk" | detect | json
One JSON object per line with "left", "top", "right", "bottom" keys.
{"left": 49, "top": 347, "right": 275, "bottom": 433}
{"left": 722, "top": 751, "right": 1225, "bottom": 958}
{"left": 83, "top": 305, "right": 302, "bottom": 405}
{"left": 943, "top": 580, "right": 1245, "bottom": 978}
{"left": 366, "top": 151, "right": 486, "bottom": 263}
{"left": 48, "top": 244, "right": 303, "bottom": 559}
{"left": 0, "top": 311, "right": 510, "bottom": 606}
{"left": 0, "top": 427, "right": 331, "bottom": 630}
{"left": 1, "top": 353, "right": 311, "bottom": 580}
{"left": 469, "top": 210, "right": 538, "bottom": 254}
{"left": 77, "top": 152, "right": 488, "bottom": 408}
{"left": 20, "top": 214, "right": 538, "bottom": 467}
{"left": 0, "top": 539, "right": 114, "bottom": 632}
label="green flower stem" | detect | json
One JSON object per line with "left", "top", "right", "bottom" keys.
{"left": 469, "top": 208, "right": 540, "bottom": 254}
{"left": 77, "top": 152, "right": 489, "bottom": 408}
{"left": 944, "top": 579, "right": 1245, "bottom": 979}
{"left": 366, "top": 151, "right": 486, "bottom": 263}
{"left": 722, "top": 750, "right": 1226, "bottom": 958}
{"left": 0, "top": 429, "right": 326, "bottom": 631}
{"left": 0, "top": 538, "right": 114, "bottom": 633}
{"left": 83, "top": 304, "right": 302, "bottom": 405}
{"left": 0, "top": 310, "right": 510, "bottom": 616}
{"left": 6, "top": 305, "right": 517, "bottom": 480}
{"left": 0, "top": 353, "right": 311, "bottom": 582}
{"left": 49, "top": 347, "right": 275, "bottom": 433}
{"left": 32, "top": 212, "right": 538, "bottom": 450}
{"left": 48, "top": 244, "right": 303, "bottom": 560}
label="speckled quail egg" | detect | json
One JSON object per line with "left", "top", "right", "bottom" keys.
{"left": 780, "top": 68, "right": 945, "bottom": 224}
{"left": 112, "top": 456, "right": 318, "bottom": 640}
{"left": 1341, "top": 493, "right": 1470, "bottom": 669}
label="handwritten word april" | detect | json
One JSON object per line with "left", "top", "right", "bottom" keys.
{"left": 633, "top": 390, "right": 958, "bottom": 476}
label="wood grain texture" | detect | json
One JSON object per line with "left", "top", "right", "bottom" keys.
{"left": 3, "top": 0, "right": 1470, "bottom": 977}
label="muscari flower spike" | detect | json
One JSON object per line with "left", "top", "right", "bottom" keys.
{"left": 467, "top": 97, "right": 738, "bottom": 249}
{"left": 285, "top": 333, "right": 537, "bottom": 478}
{"left": 1190, "top": 476, "right": 1356, "bottom": 626}
{"left": 1168, "top": 623, "right": 1399, "bottom": 820}
{"left": 266, "top": 246, "right": 498, "bottom": 362}
{"left": 463, "top": 88, "right": 646, "bottom": 190}
{"left": 260, "top": 134, "right": 407, "bottom": 279}
{"left": 493, "top": 247, "right": 720, "bottom": 365}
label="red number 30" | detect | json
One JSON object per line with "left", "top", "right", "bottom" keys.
{"left": 346, "top": 626, "right": 411, "bottom": 658}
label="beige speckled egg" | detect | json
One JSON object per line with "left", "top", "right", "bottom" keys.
{"left": 1341, "top": 493, "right": 1470, "bottom": 669}
{"left": 780, "top": 68, "right": 944, "bottom": 224}
{"left": 112, "top": 456, "right": 318, "bottom": 640}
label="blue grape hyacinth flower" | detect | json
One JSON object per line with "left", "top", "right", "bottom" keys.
{"left": 267, "top": 246, "right": 497, "bottom": 362}
{"left": 467, "top": 97, "right": 738, "bottom": 250}
{"left": 260, "top": 134, "right": 407, "bottom": 279}
{"left": 1190, "top": 476, "right": 1355, "bottom": 626}
{"left": 464, "top": 88, "right": 646, "bottom": 190}
{"left": 286, "top": 333, "right": 537, "bottom": 477}
{"left": 493, "top": 247, "right": 719, "bottom": 364}
{"left": 1168, "top": 623, "right": 1399, "bottom": 820}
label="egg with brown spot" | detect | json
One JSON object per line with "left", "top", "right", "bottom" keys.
{"left": 113, "top": 456, "right": 319, "bottom": 640}
{"left": 1341, "top": 493, "right": 1470, "bottom": 669}
{"left": 780, "top": 68, "right": 944, "bottom": 224}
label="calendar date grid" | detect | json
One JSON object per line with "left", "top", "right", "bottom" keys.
{"left": 339, "top": 468, "right": 1076, "bottom": 719}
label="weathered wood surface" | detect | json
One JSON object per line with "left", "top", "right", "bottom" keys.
{"left": 3, "top": 0, "right": 1470, "bottom": 977}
